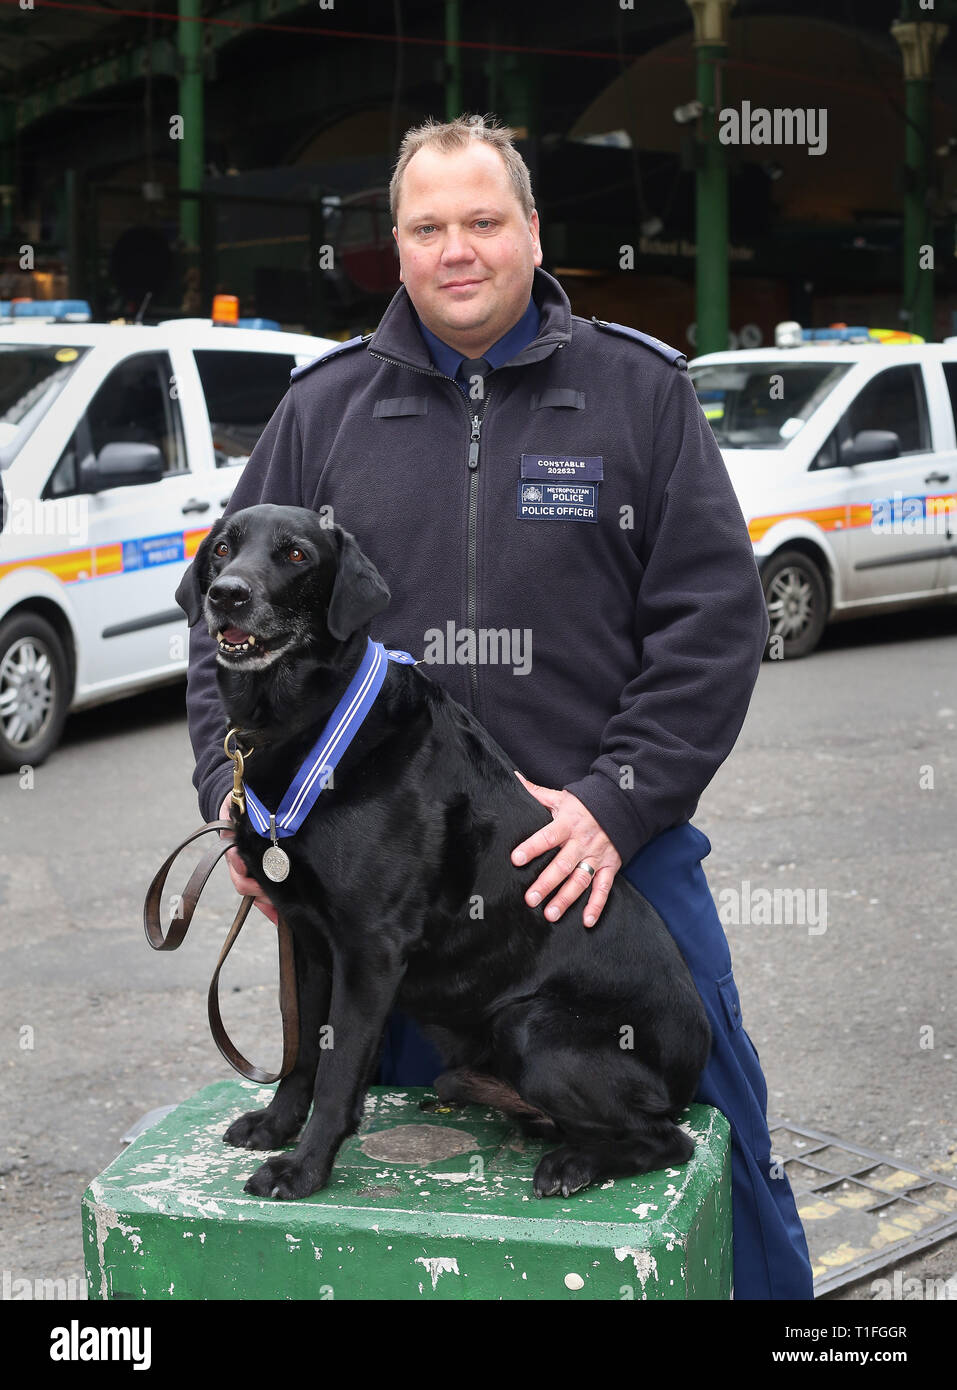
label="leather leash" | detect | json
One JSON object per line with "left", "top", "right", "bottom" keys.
{"left": 143, "top": 819, "right": 300, "bottom": 1084}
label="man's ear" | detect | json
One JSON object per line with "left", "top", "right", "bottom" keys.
{"left": 327, "top": 526, "right": 391, "bottom": 642}
{"left": 175, "top": 520, "right": 224, "bottom": 627}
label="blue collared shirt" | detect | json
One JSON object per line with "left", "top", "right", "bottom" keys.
{"left": 415, "top": 295, "right": 541, "bottom": 392}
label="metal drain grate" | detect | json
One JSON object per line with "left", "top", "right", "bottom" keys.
{"left": 767, "top": 1119, "right": 957, "bottom": 1296}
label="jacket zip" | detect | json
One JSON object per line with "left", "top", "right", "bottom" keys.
{"left": 466, "top": 387, "right": 492, "bottom": 712}
{"left": 367, "top": 348, "right": 490, "bottom": 714}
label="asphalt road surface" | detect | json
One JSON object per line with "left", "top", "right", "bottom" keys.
{"left": 1, "top": 603, "right": 955, "bottom": 1301}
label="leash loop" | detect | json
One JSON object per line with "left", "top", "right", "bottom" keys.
{"left": 143, "top": 820, "right": 299, "bottom": 1083}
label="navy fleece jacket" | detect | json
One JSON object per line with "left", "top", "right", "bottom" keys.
{"left": 183, "top": 267, "right": 769, "bottom": 865}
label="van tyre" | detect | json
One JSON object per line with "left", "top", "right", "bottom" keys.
{"left": 761, "top": 550, "right": 828, "bottom": 660}
{"left": 0, "top": 613, "right": 70, "bottom": 774}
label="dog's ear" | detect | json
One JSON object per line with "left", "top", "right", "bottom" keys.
{"left": 175, "top": 520, "right": 224, "bottom": 627}
{"left": 327, "top": 526, "right": 391, "bottom": 642}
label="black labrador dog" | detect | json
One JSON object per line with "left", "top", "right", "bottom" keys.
{"left": 175, "top": 504, "right": 711, "bottom": 1201}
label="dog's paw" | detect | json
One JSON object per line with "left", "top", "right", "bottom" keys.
{"left": 532, "top": 1145, "right": 599, "bottom": 1199}
{"left": 243, "top": 1154, "right": 325, "bottom": 1201}
{"left": 223, "top": 1108, "right": 301, "bottom": 1151}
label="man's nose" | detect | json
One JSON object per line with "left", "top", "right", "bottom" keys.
{"left": 441, "top": 227, "right": 476, "bottom": 260}
{"left": 208, "top": 575, "right": 252, "bottom": 611}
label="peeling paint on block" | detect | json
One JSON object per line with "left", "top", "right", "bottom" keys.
{"left": 414, "top": 1256, "right": 460, "bottom": 1291}
{"left": 614, "top": 1246, "right": 659, "bottom": 1289}
{"left": 81, "top": 1084, "right": 731, "bottom": 1300}
{"left": 86, "top": 1187, "right": 144, "bottom": 1301}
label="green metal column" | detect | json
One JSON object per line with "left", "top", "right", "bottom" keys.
{"left": 903, "top": 75, "right": 932, "bottom": 337}
{"left": 891, "top": 17, "right": 948, "bottom": 342}
{"left": 687, "top": 0, "right": 736, "bottom": 357}
{"left": 500, "top": 55, "right": 538, "bottom": 136}
{"left": 0, "top": 166, "right": 13, "bottom": 240}
{"left": 445, "top": 0, "right": 462, "bottom": 122}
{"left": 178, "top": 0, "right": 204, "bottom": 251}
{"left": 484, "top": 22, "right": 499, "bottom": 115}
{"left": 65, "top": 169, "right": 83, "bottom": 299}
{"left": 0, "top": 105, "right": 14, "bottom": 240}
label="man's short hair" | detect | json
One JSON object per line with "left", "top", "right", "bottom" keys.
{"left": 390, "top": 113, "right": 536, "bottom": 226}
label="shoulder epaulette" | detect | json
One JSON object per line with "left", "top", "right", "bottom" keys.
{"left": 591, "top": 317, "right": 688, "bottom": 370}
{"left": 290, "top": 333, "right": 372, "bottom": 382}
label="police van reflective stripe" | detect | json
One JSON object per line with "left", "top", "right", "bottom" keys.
{"left": 689, "top": 323, "right": 957, "bottom": 659}
{"left": 0, "top": 297, "right": 336, "bottom": 772}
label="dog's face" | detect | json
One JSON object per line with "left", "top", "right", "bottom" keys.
{"left": 175, "top": 505, "right": 391, "bottom": 672}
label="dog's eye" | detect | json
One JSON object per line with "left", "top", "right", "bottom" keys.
{"left": 214, "top": 542, "right": 229, "bottom": 557}
{"left": 288, "top": 547, "right": 305, "bottom": 562}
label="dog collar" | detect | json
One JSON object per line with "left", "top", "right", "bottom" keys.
{"left": 243, "top": 638, "right": 417, "bottom": 843}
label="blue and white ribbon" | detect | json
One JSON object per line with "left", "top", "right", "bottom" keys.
{"left": 244, "top": 638, "right": 416, "bottom": 839}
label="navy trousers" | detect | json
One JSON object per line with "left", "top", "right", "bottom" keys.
{"left": 374, "top": 821, "right": 815, "bottom": 1301}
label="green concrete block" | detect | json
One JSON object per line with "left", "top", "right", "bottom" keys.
{"left": 82, "top": 1081, "right": 732, "bottom": 1300}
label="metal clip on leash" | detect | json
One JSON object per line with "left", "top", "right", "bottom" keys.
{"left": 224, "top": 727, "right": 252, "bottom": 815}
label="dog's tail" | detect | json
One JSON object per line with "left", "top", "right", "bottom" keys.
{"left": 434, "top": 1067, "right": 560, "bottom": 1137}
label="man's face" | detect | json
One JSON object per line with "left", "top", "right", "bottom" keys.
{"left": 392, "top": 140, "right": 542, "bottom": 357}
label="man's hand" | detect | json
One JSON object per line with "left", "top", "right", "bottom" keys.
{"left": 218, "top": 793, "right": 279, "bottom": 926}
{"left": 511, "top": 772, "right": 622, "bottom": 928}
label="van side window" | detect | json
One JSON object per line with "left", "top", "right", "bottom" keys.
{"left": 943, "top": 363, "right": 957, "bottom": 436}
{"left": 810, "top": 428, "right": 841, "bottom": 471}
{"left": 194, "top": 351, "right": 296, "bottom": 466}
{"left": 45, "top": 436, "right": 80, "bottom": 498}
{"left": 44, "top": 353, "right": 185, "bottom": 499}
{"left": 842, "top": 365, "right": 929, "bottom": 458}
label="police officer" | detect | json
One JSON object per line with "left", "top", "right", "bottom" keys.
{"left": 183, "top": 114, "right": 814, "bottom": 1300}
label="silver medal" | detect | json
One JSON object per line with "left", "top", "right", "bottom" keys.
{"left": 262, "top": 813, "right": 290, "bottom": 882}
{"left": 262, "top": 844, "right": 290, "bottom": 883}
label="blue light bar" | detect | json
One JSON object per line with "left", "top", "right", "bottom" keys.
{"left": 237, "top": 317, "right": 282, "bottom": 331}
{"left": 0, "top": 299, "right": 93, "bottom": 322}
{"left": 801, "top": 326, "right": 870, "bottom": 342}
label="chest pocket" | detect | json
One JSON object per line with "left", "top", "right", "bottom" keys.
{"left": 373, "top": 397, "right": 430, "bottom": 419}
{"left": 530, "top": 389, "right": 585, "bottom": 411}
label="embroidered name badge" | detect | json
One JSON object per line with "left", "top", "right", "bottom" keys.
{"left": 521, "top": 454, "right": 604, "bottom": 481}
{"left": 517, "top": 481, "right": 598, "bottom": 522}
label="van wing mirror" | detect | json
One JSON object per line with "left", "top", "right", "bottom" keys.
{"left": 79, "top": 442, "right": 165, "bottom": 492}
{"left": 848, "top": 429, "right": 901, "bottom": 464}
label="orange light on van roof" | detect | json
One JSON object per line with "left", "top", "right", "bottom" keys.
{"left": 211, "top": 294, "right": 240, "bottom": 326}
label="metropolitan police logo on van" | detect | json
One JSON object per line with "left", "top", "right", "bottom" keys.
{"left": 121, "top": 532, "right": 185, "bottom": 571}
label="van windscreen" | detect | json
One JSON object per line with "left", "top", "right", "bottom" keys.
{"left": 0, "top": 344, "right": 89, "bottom": 469}
{"left": 689, "top": 361, "right": 851, "bottom": 449}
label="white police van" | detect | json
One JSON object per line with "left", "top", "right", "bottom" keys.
{"left": 0, "top": 298, "right": 335, "bottom": 771}
{"left": 689, "top": 323, "right": 957, "bottom": 658}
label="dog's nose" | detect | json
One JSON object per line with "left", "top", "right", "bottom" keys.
{"left": 208, "top": 576, "right": 252, "bottom": 611}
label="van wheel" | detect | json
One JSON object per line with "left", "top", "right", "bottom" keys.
{"left": 761, "top": 550, "right": 828, "bottom": 660}
{"left": 0, "top": 613, "right": 70, "bottom": 774}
